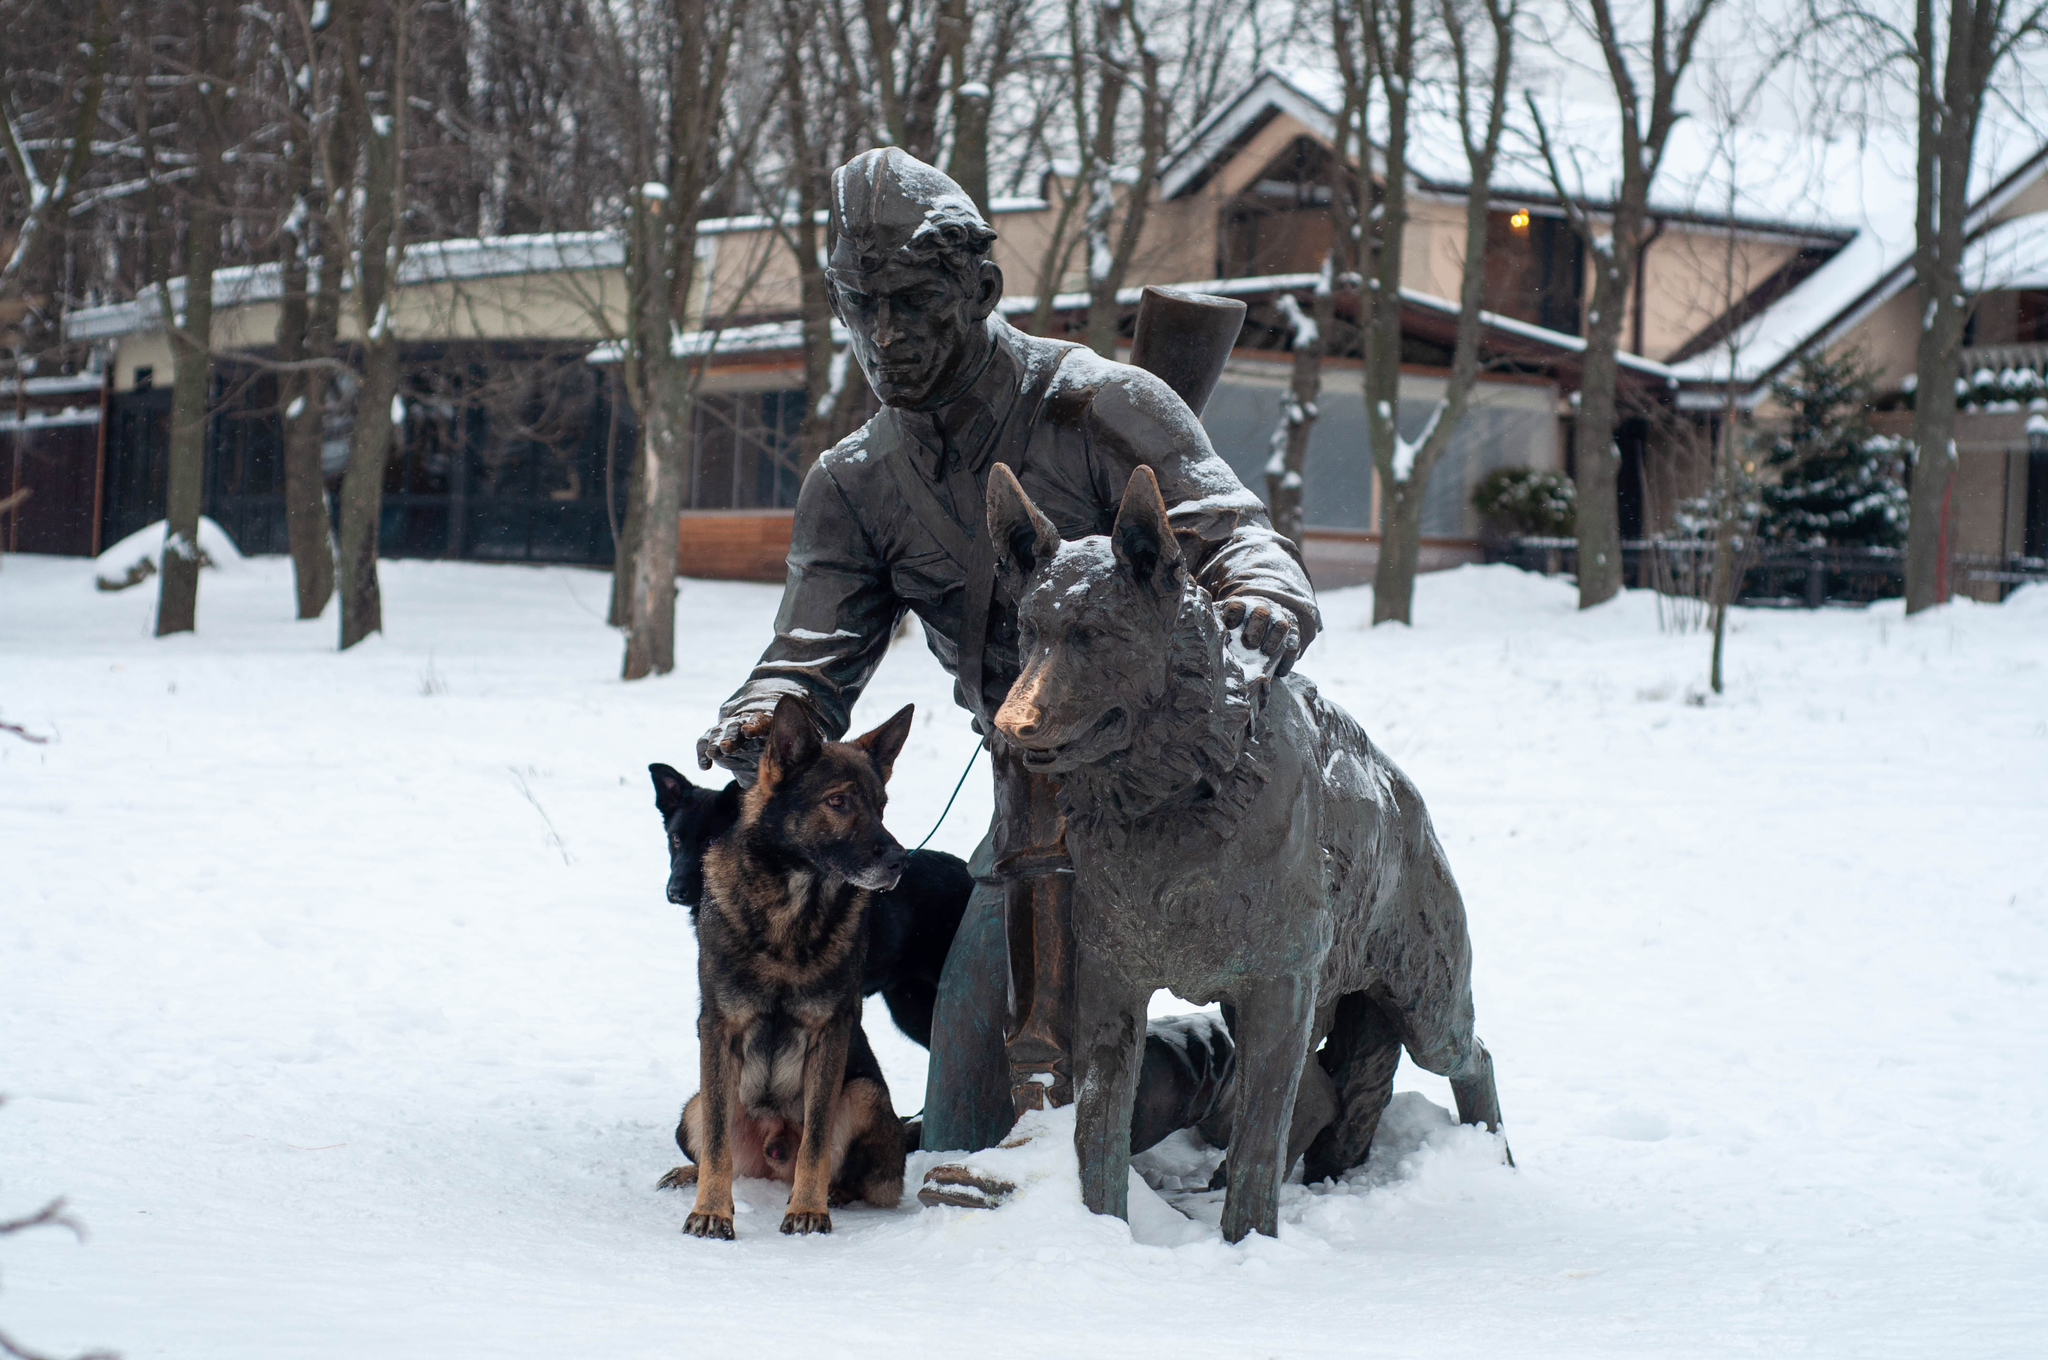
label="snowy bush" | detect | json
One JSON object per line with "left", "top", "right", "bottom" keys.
{"left": 92, "top": 517, "right": 243, "bottom": 591}
{"left": 1471, "top": 467, "right": 1576, "bottom": 537}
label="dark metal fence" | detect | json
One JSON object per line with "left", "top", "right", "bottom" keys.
{"left": 1489, "top": 537, "right": 2048, "bottom": 606}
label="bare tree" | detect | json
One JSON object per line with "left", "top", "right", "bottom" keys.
{"left": 333, "top": 0, "right": 416, "bottom": 651}
{"left": 143, "top": 0, "right": 243, "bottom": 638}
{"left": 1070, "top": 0, "right": 1164, "bottom": 355}
{"left": 1338, "top": 0, "right": 1519, "bottom": 624}
{"left": 1528, "top": 0, "right": 1721, "bottom": 610}
{"left": 0, "top": 1100, "right": 116, "bottom": 1360}
{"left": 0, "top": 0, "right": 115, "bottom": 307}
{"left": 1803, "top": 0, "right": 2048, "bottom": 610}
{"left": 1262, "top": 268, "right": 1333, "bottom": 552}
{"left": 597, "top": 0, "right": 758, "bottom": 680}
{"left": 267, "top": 0, "right": 346, "bottom": 620}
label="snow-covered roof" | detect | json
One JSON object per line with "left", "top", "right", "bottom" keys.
{"left": 1163, "top": 67, "right": 1878, "bottom": 235}
{"left": 64, "top": 232, "right": 624, "bottom": 341}
{"left": 1670, "top": 145, "right": 2048, "bottom": 389}
{"left": 1168, "top": 67, "right": 2048, "bottom": 397}
{"left": 64, "top": 198, "right": 1057, "bottom": 344}
{"left": 587, "top": 271, "right": 1674, "bottom": 381}
{"left": 0, "top": 370, "right": 105, "bottom": 397}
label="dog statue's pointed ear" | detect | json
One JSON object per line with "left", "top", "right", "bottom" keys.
{"left": 1112, "top": 465, "right": 1183, "bottom": 590}
{"left": 650, "top": 762, "right": 694, "bottom": 819}
{"left": 855, "top": 703, "right": 915, "bottom": 782}
{"left": 987, "top": 461, "right": 1061, "bottom": 599}
{"left": 757, "top": 695, "right": 823, "bottom": 788}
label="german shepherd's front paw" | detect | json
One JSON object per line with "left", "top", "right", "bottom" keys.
{"left": 656, "top": 1165, "right": 698, "bottom": 1191}
{"left": 779, "top": 1209, "right": 832, "bottom": 1235}
{"left": 683, "top": 1211, "right": 735, "bottom": 1240}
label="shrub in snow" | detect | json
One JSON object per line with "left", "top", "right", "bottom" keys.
{"left": 93, "top": 517, "right": 244, "bottom": 591}
{"left": 1472, "top": 467, "right": 1575, "bottom": 537}
{"left": 1758, "top": 352, "right": 1907, "bottom": 550}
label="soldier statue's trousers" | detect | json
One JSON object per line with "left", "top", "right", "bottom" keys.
{"left": 919, "top": 746, "right": 1240, "bottom": 1156}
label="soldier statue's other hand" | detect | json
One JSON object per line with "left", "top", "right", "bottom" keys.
{"left": 1220, "top": 598, "right": 1304, "bottom": 677}
{"left": 696, "top": 709, "right": 778, "bottom": 783}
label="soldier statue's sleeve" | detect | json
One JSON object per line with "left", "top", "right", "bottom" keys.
{"left": 714, "top": 453, "right": 904, "bottom": 741}
{"left": 1083, "top": 362, "right": 1322, "bottom": 649}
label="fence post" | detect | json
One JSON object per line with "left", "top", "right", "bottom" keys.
{"left": 1805, "top": 550, "right": 1826, "bottom": 608}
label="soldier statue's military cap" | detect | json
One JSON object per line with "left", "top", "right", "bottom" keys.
{"left": 827, "top": 148, "right": 997, "bottom": 285}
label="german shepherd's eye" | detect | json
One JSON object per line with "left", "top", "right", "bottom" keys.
{"left": 826, "top": 793, "right": 849, "bottom": 811}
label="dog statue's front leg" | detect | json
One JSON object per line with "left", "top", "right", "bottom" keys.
{"left": 1222, "top": 974, "right": 1316, "bottom": 1243}
{"left": 685, "top": 1010, "right": 739, "bottom": 1240}
{"left": 784, "top": 1016, "right": 853, "bottom": 1234}
{"left": 1073, "top": 951, "right": 1147, "bottom": 1222}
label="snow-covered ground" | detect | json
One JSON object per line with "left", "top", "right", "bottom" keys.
{"left": 2, "top": 552, "right": 2043, "bottom": 1358}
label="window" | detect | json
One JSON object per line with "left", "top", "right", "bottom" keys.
{"left": 686, "top": 390, "right": 805, "bottom": 510}
{"left": 1482, "top": 209, "right": 1582, "bottom": 336}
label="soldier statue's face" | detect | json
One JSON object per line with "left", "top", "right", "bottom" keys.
{"left": 829, "top": 256, "right": 1002, "bottom": 410}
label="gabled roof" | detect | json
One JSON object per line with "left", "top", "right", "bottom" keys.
{"left": 1164, "top": 68, "right": 1861, "bottom": 238}
{"left": 1165, "top": 66, "right": 2048, "bottom": 398}
{"left": 1669, "top": 145, "right": 2048, "bottom": 392}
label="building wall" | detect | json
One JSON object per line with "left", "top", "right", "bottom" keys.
{"left": 1828, "top": 287, "right": 1923, "bottom": 389}
{"left": 1629, "top": 227, "right": 1807, "bottom": 361}
{"left": 106, "top": 267, "right": 632, "bottom": 393}
{"left": 1200, "top": 354, "right": 1561, "bottom": 539}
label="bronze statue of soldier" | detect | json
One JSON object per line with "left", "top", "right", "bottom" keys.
{"left": 696, "top": 148, "right": 1319, "bottom": 1170}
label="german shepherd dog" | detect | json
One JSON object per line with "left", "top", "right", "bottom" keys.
{"left": 986, "top": 463, "right": 1505, "bottom": 1244}
{"left": 658, "top": 697, "right": 919, "bottom": 1239}
{"left": 647, "top": 764, "right": 972, "bottom": 1051}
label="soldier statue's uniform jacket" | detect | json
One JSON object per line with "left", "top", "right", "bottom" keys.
{"left": 715, "top": 316, "right": 1320, "bottom": 740}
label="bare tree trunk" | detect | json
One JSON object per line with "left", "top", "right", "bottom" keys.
{"left": 1707, "top": 411, "right": 1737, "bottom": 692}
{"left": 336, "top": 1, "right": 408, "bottom": 651}
{"left": 623, "top": 366, "right": 689, "bottom": 677}
{"left": 1901, "top": 0, "right": 2001, "bottom": 613}
{"left": 155, "top": 195, "right": 218, "bottom": 637}
{"left": 276, "top": 103, "right": 336, "bottom": 620}
{"left": 618, "top": 0, "right": 748, "bottom": 680}
{"left": 1569, "top": 241, "right": 1633, "bottom": 608}
{"left": 151, "top": 0, "right": 235, "bottom": 638}
{"left": 1263, "top": 276, "right": 1329, "bottom": 552}
{"left": 1529, "top": 0, "right": 1719, "bottom": 610}
{"left": 1349, "top": 0, "right": 1516, "bottom": 625}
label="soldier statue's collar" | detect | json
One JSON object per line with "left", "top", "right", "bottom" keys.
{"left": 896, "top": 320, "right": 1026, "bottom": 477}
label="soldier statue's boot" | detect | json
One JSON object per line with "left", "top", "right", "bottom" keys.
{"left": 918, "top": 755, "right": 1255, "bottom": 1211}
{"left": 1001, "top": 846, "right": 1076, "bottom": 1116}
{"left": 919, "top": 757, "right": 1076, "bottom": 1208}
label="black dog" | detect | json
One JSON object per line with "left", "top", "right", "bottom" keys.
{"left": 654, "top": 714, "right": 1251, "bottom": 1195}
{"left": 659, "top": 698, "right": 931, "bottom": 1238}
{"left": 650, "top": 758, "right": 972, "bottom": 1050}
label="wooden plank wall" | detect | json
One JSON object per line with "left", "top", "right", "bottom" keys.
{"left": 675, "top": 510, "right": 795, "bottom": 582}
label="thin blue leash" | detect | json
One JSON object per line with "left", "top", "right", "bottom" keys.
{"left": 913, "top": 741, "right": 983, "bottom": 852}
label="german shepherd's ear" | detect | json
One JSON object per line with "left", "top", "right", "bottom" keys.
{"left": 1112, "top": 465, "right": 1183, "bottom": 591}
{"left": 987, "top": 461, "right": 1061, "bottom": 600}
{"left": 650, "top": 762, "right": 694, "bottom": 819}
{"left": 854, "top": 703, "right": 915, "bottom": 783}
{"left": 757, "top": 695, "right": 823, "bottom": 789}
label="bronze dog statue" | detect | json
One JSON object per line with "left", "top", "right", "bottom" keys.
{"left": 986, "top": 462, "right": 1505, "bottom": 1243}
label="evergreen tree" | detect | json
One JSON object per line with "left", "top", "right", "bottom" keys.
{"left": 1759, "top": 351, "right": 1908, "bottom": 549}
